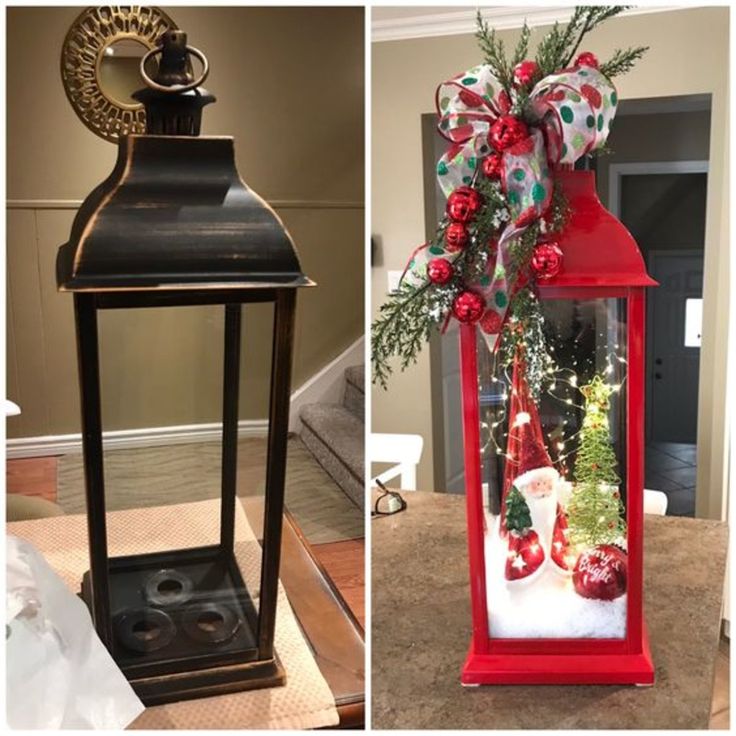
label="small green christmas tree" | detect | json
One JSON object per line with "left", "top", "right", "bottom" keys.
{"left": 505, "top": 484, "right": 532, "bottom": 534}
{"left": 567, "top": 374, "right": 626, "bottom": 548}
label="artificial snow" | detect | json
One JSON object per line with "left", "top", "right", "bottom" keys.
{"left": 485, "top": 514, "right": 626, "bottom": 639}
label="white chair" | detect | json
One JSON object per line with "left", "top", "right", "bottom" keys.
{"left": 643, "top": 488, "right": 668, "bottom": 516}
{"left": 370, "top": 433, "right": 424, "bottom": 491}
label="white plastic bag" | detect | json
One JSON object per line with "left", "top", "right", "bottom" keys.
{"left": 6, "top": 536, "right": 145, "bottom": 729}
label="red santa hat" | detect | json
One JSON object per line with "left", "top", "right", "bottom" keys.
{"left": 511, "top": 412, "right": 558, "bottom": 490}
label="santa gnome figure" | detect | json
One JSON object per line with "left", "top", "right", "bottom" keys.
{"left": 501, "top": 354, "right": 575, "bottom": 585}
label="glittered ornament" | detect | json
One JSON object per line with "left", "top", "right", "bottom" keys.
{"left": 513, "top": 60, "right": 540, "bottom": 88}
{"left": 426, "top": 258, "right": 453, "bottom": 285}
{"left": 530, "top": 242, "right": 563, "bottom": 280}
{"left": 481, "top": 151, "right": 503, "bottom": 179}
{"left": 446, "top": 186, "right": 483, "bottom": 223}
{"left": 480, "top": 308, "right": 504, "bottom": 335}
{"left": 573, "top": 544, "right": 627, "bottom": 601}
{"left": 575, "top": 51, "right": 599, "bottom": 69}
{"left": 444, "top": 221, "right": 469, "bottom": 252}
{"left": 452, "top": 291, "right": 485, "bottom": 323}
{"left": 489, "top": 115, "right": 529, "bottom": 152}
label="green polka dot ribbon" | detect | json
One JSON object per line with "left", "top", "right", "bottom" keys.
{"left": 407, "top": 62, "right": 620, "bottom": 353}
{"left": 435, "top": 65, "right": 507, "bottom": 197}
{"left": 528, "top": 65, "right": 618, "bottom": 165}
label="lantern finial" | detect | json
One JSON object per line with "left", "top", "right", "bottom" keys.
{"left": 132, "top": 29, "right": 215, "bottom": 136}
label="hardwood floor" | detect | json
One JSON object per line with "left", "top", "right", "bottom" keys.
{"left": 313, "top": 538, "right": 365, "bottom": 628}
{"left": 6, "top": 456, "right": 58, "bottom": 502}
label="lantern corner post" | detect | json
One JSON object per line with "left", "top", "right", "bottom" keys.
{"left": 256, "top": 289, "right": 297, "bottom": 659}
{"left": 73, "top": 291, "right": 114, "bottom": 649}
{"left": 626, "top": 288, "right": 647, "bottom": 657}
{"left": 220, "top": 302, "right": 243, "bottom": 553}
{"left": 458, "top": 323, "right": 491, "bottom": 660}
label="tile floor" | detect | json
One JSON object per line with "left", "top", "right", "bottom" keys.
{"left": 645, "top": 441, "right": 697, "bottom": 517}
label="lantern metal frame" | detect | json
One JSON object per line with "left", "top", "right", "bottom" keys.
{"left": 458, "top": 170, "right": 657, "bottom": 686}
{"left": 73, "top": 287, "right": 297, "bottom": 704}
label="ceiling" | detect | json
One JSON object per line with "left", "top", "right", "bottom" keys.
{"left": 372, "top": 5, "right": 690, "bottom": 43}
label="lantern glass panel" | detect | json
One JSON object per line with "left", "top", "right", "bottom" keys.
{"left": 479, "top": 297, "right": 629, "bottom": 640}
{"left": 93, "top": 305, "right": 273, "bottom": 674}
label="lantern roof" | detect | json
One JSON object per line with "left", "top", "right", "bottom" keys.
{"left": 57, "top": 29, "right": 311, "bottom": 293}
{"left": 56, "top": 135, "right": 312, "bottom": 292}
{"left": 538, "top": 170, "right": 657, "bottom": 290}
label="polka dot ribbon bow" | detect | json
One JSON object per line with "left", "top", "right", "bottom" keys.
{"left": 409, "top": 61, "right": 616, "bottom": 350}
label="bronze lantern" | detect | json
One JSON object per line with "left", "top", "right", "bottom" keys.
{"left": 56, "top": 31, "right": 312, "bottom": 705}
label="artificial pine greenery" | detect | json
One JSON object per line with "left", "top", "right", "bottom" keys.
{"left": 567, "top": 374, "right": 627, "bottom": 548}
{"left": 505, "top": 484, "right": 533, "bottom": 533}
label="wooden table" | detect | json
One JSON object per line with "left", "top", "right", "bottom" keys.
{"left": 278, "top": 510, "right": 365, "bottom": 728}
{"left": 242, "top": 499, "right": 365, "bottom": 728}
{"left": 372, "top": 491, "right": 727, "bottom": 729}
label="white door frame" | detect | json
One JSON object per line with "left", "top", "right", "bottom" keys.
{"left": 608, "top": 160, "right": 709, "bottom": 219}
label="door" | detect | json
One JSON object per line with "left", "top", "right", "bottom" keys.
{"left": 647, "top": 252, "right": 703, "bottom": 443}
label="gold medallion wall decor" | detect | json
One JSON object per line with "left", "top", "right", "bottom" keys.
{"left": 60, "top": 6, "right": 177, "bottom": 143}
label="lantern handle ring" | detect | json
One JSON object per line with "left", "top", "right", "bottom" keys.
{"left": 139, "top": 45, "right": 209, "bottom": 94}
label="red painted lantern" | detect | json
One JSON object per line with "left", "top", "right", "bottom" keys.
{"left": 458, "top": 170, "right": 657, "bottom": 686}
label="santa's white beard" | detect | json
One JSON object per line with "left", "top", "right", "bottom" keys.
{"left": 520, "top": 488, "right": 558, "bottom": 554}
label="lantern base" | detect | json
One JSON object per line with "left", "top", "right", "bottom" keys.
{"left": 460, "top": 627, "right": 654, "bottom": 686}
{"left": 81, "top": 544, "right": 287, "bottom": 705}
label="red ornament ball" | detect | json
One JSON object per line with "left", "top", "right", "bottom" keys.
{"left": 489, "top": 115, "right": 529, "bottom": 152}
{"left": 446, "top": 186, "right": 483, "bottom": 223}
{"left": 575, "top": 51, "right": 599, "bottom": 69}
{"left": 452, "top": 291, "right": 485, "bottom": 324}
{"left": 573, "top": 544, "right": 627, "bottom": 601}
{"left": 482, "top": 151, "right": 504, "bottom": 179}
{"left": 513, "top": 60, "right": 540, "bottom": 88}
{"left": 480, "top": 309, "right": 504, "bottom": 335}
{"left": 530, "top": 242, "right": 563, "bottom": 280}
{"left": 427, "top": 258, "right": 454, "bottom": 285}
{"left": 444, "top": 222, "right": 469, "bottom": 252}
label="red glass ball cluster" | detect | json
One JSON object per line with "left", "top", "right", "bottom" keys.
{"left": 489, "top": 115, "right": 529, "bottom": 152}
{"left": 452, "top": 291, "right": 485, "bottom": 323}
{"left": 481, "top": 151, "right": 503, "bottom": 180}
{"left": 513, "top": 60, "right": 540, "bottom": 88}
{"left": 426, "top": 258, "right": 453, "bottom": 285}
{"left": 530, "top": 242, "right": 563, "bottom": 280}
{"left": 444, "top": 222, "right": 469, "bottom": 252}
{"left": 575, "top": 51, "right": 599, "bottom": 69}
{"left": 445, "top": 186, "right": 482, "bottom": 223}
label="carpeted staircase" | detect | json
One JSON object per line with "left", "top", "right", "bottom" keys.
{"left": 300, "top": 365, "right": 364, "bottom": 510}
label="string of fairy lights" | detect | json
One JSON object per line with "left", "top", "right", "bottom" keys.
{"left": 481, "top": 339, "right": 628, "bottom": 482}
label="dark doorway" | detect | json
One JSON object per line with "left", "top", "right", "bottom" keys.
{"left": 596, "top": 97, "right": 710, "bottom": 516}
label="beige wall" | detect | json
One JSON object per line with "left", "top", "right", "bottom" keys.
{"left": 7, "top": 6, "right": 364, "bottom": 438}
{"left": 372, "top": 7, "right": 730, "bottom": 518}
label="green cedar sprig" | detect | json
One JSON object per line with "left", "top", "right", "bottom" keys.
{"left": 371, "top": 281, "right": 434, "bottom": 389}
{"left": 599, "top": 46, "right": 649, "bottom": 78}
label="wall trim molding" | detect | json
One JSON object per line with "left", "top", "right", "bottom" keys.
{"left": 7, "top": 198, "right": 364, "bottom": 210}
{"left": 372, "top": 6, "right": 694, "bottom": 43}
{"left": 6, "top": 420, "right": 269, "bottom": 459}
